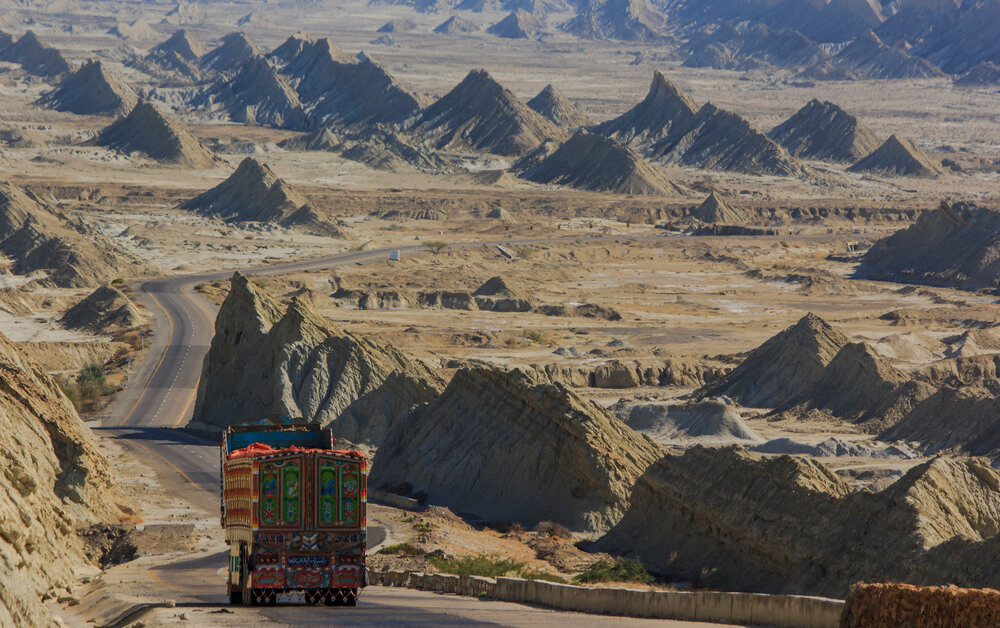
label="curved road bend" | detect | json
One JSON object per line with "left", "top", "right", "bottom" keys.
{"left": 97, "top": 236, "right": 727, "bottom": 625}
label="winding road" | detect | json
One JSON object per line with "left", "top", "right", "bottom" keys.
{"left": 96, "top": 236, "right": 726, "bottom": 626}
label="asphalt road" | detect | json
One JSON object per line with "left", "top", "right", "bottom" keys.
{"left": 98, "top": 235, "right": 726, "bottom": 625}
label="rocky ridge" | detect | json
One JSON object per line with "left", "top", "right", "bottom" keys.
{"left": 190, "top": 273, "right": 444, "bottom": 445}
{"left": 194, "top": 54, "right": 309, "bottom": 129}
{"left": 372, "top": 366, "right": 665, "bottom": 534}
{"left": 517, "top": 129, "right": 680, "bottom": 195}
{"left": 595, "top": 447, "right": 1000, "bottom": 597}
{"left": 860, "top": 201, "right": 1000, "bottom": 292}
{"left": 0, "top": 182, "right": 144, "bottom": 287}
{"left": 0, "top": 331, "right": 128, "bottom": 627}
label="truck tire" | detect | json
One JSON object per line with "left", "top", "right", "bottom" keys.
{"left": 228, "top": 586, "right": 242, "bottom": 605}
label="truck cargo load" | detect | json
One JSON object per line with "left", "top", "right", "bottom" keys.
{"left": 220, "top": 423, "right": 367, "bottom": 606}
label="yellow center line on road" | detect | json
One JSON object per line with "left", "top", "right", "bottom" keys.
{"left": 118, "top": 288, "right": 175, "bottom": 427}
{"left": 172, "top": 379, "right": 201, "bottom": 429}
{"left": 125, "top": 437, "right": 216, "bottom": 501}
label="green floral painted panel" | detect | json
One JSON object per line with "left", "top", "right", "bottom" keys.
{"left": 282, "top": 462, "right": 300, "bottom": 525}
{"left": 319, "top": 462, "right": 337, "bottom": 525}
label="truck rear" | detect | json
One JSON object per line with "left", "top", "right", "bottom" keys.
{"left": 221, "top": 424, "right": 367, "bottom": 606}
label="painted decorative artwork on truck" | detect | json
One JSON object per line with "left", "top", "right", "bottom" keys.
{"left": 319, "top": 461, "right": 336, "bottom": 525}
{"left": 282, "top": 461, "right": 300, "bottom": 525}
{"left": 316, "top": 457, "right": 364, "bottom": 529}
{"left": 260, "top": 463, "right": 279, "bottom": 526}
{"left": 258, "top": 458, "right": 301, "bottom": 527}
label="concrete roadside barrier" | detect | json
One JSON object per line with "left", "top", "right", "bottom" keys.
{"left": 372, "top": 569, "right": 843, "bottom": 627}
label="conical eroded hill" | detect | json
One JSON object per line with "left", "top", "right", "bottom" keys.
{"left": 37, "top": 60, "right": 137, "bottom": 116}
{"left": 201, "top": 31, "right": 260, "bottom": 74}
{"left": 848, "top": 134, "right": 943, "bottom": 176}
{"left": 592, "top": 70, "right": 697, "bottom": 149}
{"left": 0, "top": 30, "right": 70, "bottom": 76}
{"left": 194, "top": 54, "right": 309, "bottom": 129}
{"left": 697, "top": 313, "right": 849, "bottom": 408}
{"left": 689, "top": 191, "right": 749, "bottom": 224}
{"left": 527, "top": 84, "right": 590, "bottom": 128}
{"left": 860, "top": 201, "right": 1000, "bottom": 292}
{"left": 96, "top": 100, "right": 215, "bottom": 168}
{"left": 179, "top": 157, "right": 345, "bottom": 236}
{"left": 770, "top": 99, "right": 882, "bottom": 162}
{"left": 517, "top": 129, "right": 680, "bottom": 195}
{"left": 412, "top": 69, "right": 567, "bottom": 156}
{"left": 652, "top": 102, "right": 800, "bottom": 176}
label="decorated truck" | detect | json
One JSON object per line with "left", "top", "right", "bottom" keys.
{"left": 221, "top": 423, "right": 368, "bottom": 606}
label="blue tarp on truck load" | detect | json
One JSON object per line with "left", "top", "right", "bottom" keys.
{"left": 223, "top": 424, "right": 329, "bottom": 455}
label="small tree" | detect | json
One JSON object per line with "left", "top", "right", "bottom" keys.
{"left": 423, "top": 241, "right": 448, "bottom": 255}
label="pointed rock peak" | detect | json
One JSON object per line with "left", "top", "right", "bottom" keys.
{"left": 233, "top": 156, "right": 278, "bottom": 184}
{"left": 828, "top": 341, "right": 908, "bottom": 381}
{"left": 314, "top": 37, "right": 357, "bottom": 64}
{"left": 474, "top": 275, "right": 523, "bottom": 297}
{"left": 648, "top": 70, "right": 697, "bottom": 110}
{"left": 19, "top": 29, "right": 40, "bottom": 45}
{"left": 225, "top": 272, "right": 286, "bottom": 330}
{"left": 527, "top": 84, "right": 590, "bottom": 128}
{"left": 271, "top": 30, "right": 314, "bottom": 61}
{"left": 158, "top": 29, "right": 204, "bottom": 59}
{"left": 691, "top": 190, "right": 749, "bottom": 224}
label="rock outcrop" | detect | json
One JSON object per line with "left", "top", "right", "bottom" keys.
{"left": 860, "top": 201, "right": 1000, "bottom": 293}
{"left": 411, "top": 69, "right": 567, "bottom": 157}
{"left": 279, "top": 128, "right": 341, "bottom": 152}
{"left": 682, "top": 22, "right": 828, "bottom": 71}
{"left": 848, "top": 134, "right": 943, "bottom": 177}
{"left": 0, "top": 30, "right": 70, "bottom": 76}
{"left": 769, "top": 99, "right": 882, "bottom": 163}
{"left": 689, "top": 191, "right": 749, "bottom": 224}
{"left": 880, "top": 386, "right": 1000, "bottom": 457}
{"left": 279, "top": 39, "right": 422, "bottom": 126}
{"left": 200, "top": 31, "right": 260, "bottom": 74}
{"left": 434, "top": 15, "right": 479, "bottom": 33}
{"left": 0, "top": 331, "right": 128, "bottom": 626}
{"left": 338, "top": 126, "right": 454, "bottom": 173}
{"left": 190, "top": 273, "right": 444, "bottom": 445}
{"left": 954, "top": 61, "right": 1000, "bottom": 87}
{"left": 834, "top": 30, "right": 945, "bottom": 79}
{"left": 152, "top": 29, "right": 204, "bottom": 61}
{"left": 180, "top": 158, "right": 344, "bottom": 236}
{"left": 650, "top": 103, "right": 800, "bottom": 176}
{"left": 378, "top": 19, "right": 417, "bottom": 33}
{"left": 517, "top": 129, "right": 680, "bottom": 195}
{"left": 59, "top": 285, "right": 142, "bottom": 333}
{"left": 615, "top": 399, "right": 762, "bottom": 445}
{"left": 95, "top": 100, "right": 215, "bottom": 168}
{"left": 592, "top": 70, "right": 697, "bottom": 150}
{"left": 487, "top": 10, "right": 544, "bottom": 39}
{"left": 781, "top": 341, "right": 935, "bottom": 432}
{"left": 37, "top": 60, "right": 137, "bottom": 116}
{"left": 595, "top": 447, "right": 1000, "bottom": 597}
{"left": 372, "top": 367, "right": 664, "bottom": 534}
{"left": 698, "top": 313, "right": 849, "bottom": 408}
{"left": 194, "top": 54, "right": 309, "bottom": 129}
{"left": 0, "top": 182, "right": 143, "bottom": 287}
{"left": 527, "top": 84, "right": 590, "bottom": 128}
{"left": 562, "top": 0, "right": 667, "bottom": 42}
{"left": 472, "top": 275, "right": 533, "bottom": 311}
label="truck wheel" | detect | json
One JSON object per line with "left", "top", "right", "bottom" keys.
{"left": 228, "top": 585, "right": 242, "bottom": 605}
